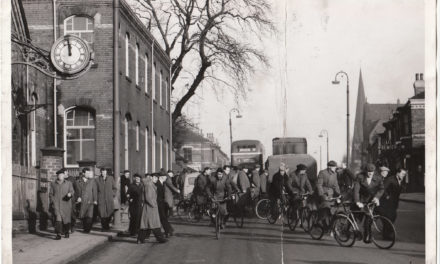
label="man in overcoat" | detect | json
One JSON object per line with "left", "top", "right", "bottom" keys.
{"left": 164, "top": 170, "right": 180, "bottom": 217}
{"left": 377, "top": 168, "right": 406, "bottom": 239}
{"left": 50, "top": 169, "right": 75, "bottom": 240}
{"left": 206, "top": 168, "right": 233, "bottom": 229}
{"left": 156, "top": 173, "right": 174, "bottom": 237}
{"left": 96, "top": 167, "right": 116, "bottom": 231}
{"left": 251, "top": 165, "right": 261, "bottom": 199}
{"left": 286, "top": 164, "right": 314, "bottom": 198}
{"left": 316, "top": 160, "right": 341, "bottom": 230}
{"left": 259, "top": 169, "right": 269, "bottom": 197}
{"left": 127, "top": 173, "right": 144, "bottom": 236}
{"left": 66, "top": 170, "right": 79, "bottom": 233}
{"left": 137, "top": 174, "right": 167, "bottom": 243}
{"left": 76, "top": 168, "right": 98, "bottom": 233}
{"left": 193, "top": 167, "right": 212, "bottom": 206}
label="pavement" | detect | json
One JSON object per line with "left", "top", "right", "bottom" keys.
{"left": 69, "top": 201, "right": 425, "bottom": 264}
{"left": 399, "top": 192, "right": 425, "bottom": 204}
{"left": 12, "top": 219, "right": 129, "bottom": 264}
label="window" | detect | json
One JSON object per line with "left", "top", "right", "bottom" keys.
{"left": 212, "top": 149, "right": 215, "bottom": 162}
{"left": 145, "top": 127, "right": 149, "bottom": 173}
{"left": 136, "top": 122, "right": 140, "bottom": 152}
{"left": 160, "top": 70, "right": 163, "bottom": 106}
{"left": 183, "top": 147, "right": 192, "bottom": 162}
{"left": 30, "top": 94, "right": 37, "bottom": 166}
{"left": 124, "top": 115, "right": 131, "bottom": 170}
{"left": 160, "top": 136, "right": 163, "bottom": 169}
{"left": 144, "top": 54, "right": 149, "bottom": 93}
{"left": 166, "top": 140, "right": 169, "bottom": 170}
{"left": 135, "top": 43, "right": 139, "bottom": 85}
{"left": 64, "top": 16, "right": 94, "bottom": 43}
{"left": 152, "top": 131, "right": 156, "bottom": 172}
{"left": 165, "top": 78, "right": 169, "bottom": 111}
{"left": 65, "top": 108, "right": 95, "bottom": 166}
{"left": 152, "top": 63, "right": 156, "bottom": 100}
{"left": 125, "top": 33, "right": 130, "bottom": 77}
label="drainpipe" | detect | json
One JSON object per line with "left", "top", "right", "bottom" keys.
{"left": 169, "top": 63, "right": 172, "bottom": 170}
{"left": 113, "top": 0, "right": 121, "bottom": 227}
{"left": 151, "top": 42, "right": 154, "bottom": 172}
{"left": 53, "top": 0, "right": 57, "bottom": 147}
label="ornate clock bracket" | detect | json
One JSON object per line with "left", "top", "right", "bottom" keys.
{"left": 11, "top": 34, "right": 94, "bottom": 80}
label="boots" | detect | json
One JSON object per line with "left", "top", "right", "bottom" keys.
{"left": 55, "top": 222, "right": 62, "bottom": 240}
{"left": 153, "top": 228, "right": 168, "bottom": 243}
{"left": 64, "top": 223, "right": 71, "bottom": 238}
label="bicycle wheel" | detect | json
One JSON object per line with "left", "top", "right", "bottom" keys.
{"left": 255, "top": 199, "right": 271, "bottom": 220}
{"left": 332, "top": 214, "right": 356, "bottom": 247}
{"left": 176, "top": 200, "right": 188, "bottom": 220}
{"left": 300, "top": 207, "right": 311, "bottom": 232}
{"left": 309, "top": 211, "right": 324, "bottom": 240}
{"left": 370, "top": 215, "right": 396, "bottom": 249}
{"left": 189, "top": 204, "right": 202, "bottom": 223}
{"left": 267, "top": 201, "right": 280, "bottom": 224}
{"left": 287, "top": 206, "right": 299, "bottom": 231}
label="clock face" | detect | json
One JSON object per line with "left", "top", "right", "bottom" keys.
{"left": 50, "top": 35, "right": 91, "bottom": 75}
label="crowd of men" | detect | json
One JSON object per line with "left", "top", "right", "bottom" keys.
{"left": 48, "top": 161, "right": 406, "bottom": 243}
{"left": 49, "top": 167, "right": 182, "bottom": 243}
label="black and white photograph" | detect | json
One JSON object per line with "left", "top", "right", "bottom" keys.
{"left": 1, "top": 0, "right": 437, "bottom": 263}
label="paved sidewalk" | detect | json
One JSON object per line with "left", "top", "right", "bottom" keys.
{"left": 13, "top": 222, "right": 129, "bottom": 264}
{"left": 400, "top": 192, "right": 425, "bottom": 204}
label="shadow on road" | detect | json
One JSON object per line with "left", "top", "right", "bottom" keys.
{"left": 293, "top": 260, "right": 367, "bottom": 264}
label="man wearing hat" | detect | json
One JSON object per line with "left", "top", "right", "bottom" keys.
{"left": 353, "top": 163, "right": 384, "bottom": 243}
{"left": 286, "top": 164, "right": 314, "bottom": 198}
{"left": 50, "top": 169, "right": 75, "bottom": 240}
{"left": 155, "top": 172, "right": 174, "bottom": 237}
{"left": 316, "top": 160, "right": 341, "bottom": 231}
{"left": 251, "top": 165, "right": 261, "bottom": 200}
{"left": 379, "top": 166, "right": 390, "bottom": 179}
{"left": 127, "top": 173, "right": 144, "bottom": 236}
{"left": 96, "top": 167, "right": 116, "bottom": 231}
{"left": 76, "top": 168, "right": 98, "bottom": 233}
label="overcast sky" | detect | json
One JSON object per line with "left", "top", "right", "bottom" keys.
{"left": 179, "top": 0, "right": 424, "bottom": 168}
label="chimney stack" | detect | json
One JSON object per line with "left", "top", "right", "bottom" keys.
{"left": 413, "top": 72, "right": 425, "bottom": 96}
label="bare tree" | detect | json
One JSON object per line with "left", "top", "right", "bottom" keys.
{"left": 131, "top": 0, "right": 274, "bottom": 123}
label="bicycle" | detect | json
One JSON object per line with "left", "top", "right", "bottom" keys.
{"left": 266, "top": 193, "right": 290, "bottom": 225}
{"left": 286, "top": 192, "right": 311, "bottom": 232}
{"left": 210, "top": 195, "right": 234, "bottom": 240}
{"left": 308, "top": 196, "right": 342, "bottom": 240}
{"left": 332, "top": 202, "right": 396, "bottom": 249}
{"left": 176, "top": 196, "right": 196, "bottom": 222}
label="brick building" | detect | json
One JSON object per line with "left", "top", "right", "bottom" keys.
{"left": 175, "top": 130, "right": 229, "bottom": 172}
{"left": 22, "top": 0, "right": 172, "bottom": 180}
{"left": 372, "top": 74, "right": 425, "bottom": 192}
{"left": 351, "top": 70, "right": 400, "bottom": 173}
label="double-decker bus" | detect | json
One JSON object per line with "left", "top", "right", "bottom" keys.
{"left": 231, "top": 140, "right": 264, "bottom": 170}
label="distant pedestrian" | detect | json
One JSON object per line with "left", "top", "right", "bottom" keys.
{"left": 377, "top": 168, "right": 407, "bottom": 239}
{"left": 77, "top": 168, "right": 98, "bottom": 233}
{"left": 193, "top": 167, "right": 212, "bottom": 206}
{"left": 251, "top": 165, "right": 261, "bottom": 199}
{"left": 66, "top": 170, "right": 80, "bottom": 233}
{"left": 379, "top": 166, "right": 390, "bottom": 179}
{"left": 50, "top": 169, "right": 75, "bottom": 240}
{"left": 127, "top": 174, "right": 143, "bottom": 236}
{"left": 164, "top": 170, "right": 180, "bottom": 217}
{"left": 96, "top": 167, "right": 116, "bottom": 231}
{"left": 137, "top": 174, "right": 167, "bottom": 244}
{"left": 120, "top": 170, "right": 131, "bottom": 217}
{"left": 156, "top": 173, "right": 174, "bottom": 237}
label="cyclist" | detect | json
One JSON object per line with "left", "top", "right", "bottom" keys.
{"left": 316, "top": 160, "right": 341, "bottom": 232}
{"left": 206, "top": 168, "right": 233, "bottom": 229}
{"left": 286, "top": 164, "right": 314, "bottom": 198}
{"left": 268, "top": 163, "right": 289, "bottom": 216}
{"left": 353, "top": 163, "right": 384, "bottom": 243}
{"left": 193, "top": 167, "right": 212, "bottom": 213}
{"left": 251, "top": 165, "right": 261, "bottom": 200}
{"left": 236, "top": 166, "right": 251, "bottom": 210}
{"left": 336, "top": 164, "right": 356, "bottom": 202}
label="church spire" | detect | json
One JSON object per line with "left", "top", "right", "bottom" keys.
{"left": 351, "top": 68, "right": 366, "bottom": 171}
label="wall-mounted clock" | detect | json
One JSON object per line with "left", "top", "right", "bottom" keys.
{"left": 50, "top": 34, "right": 92, "bottom": 75}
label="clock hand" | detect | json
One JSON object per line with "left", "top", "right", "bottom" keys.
{"left": 67, "top": 39, "right": 72, "bottom": 56}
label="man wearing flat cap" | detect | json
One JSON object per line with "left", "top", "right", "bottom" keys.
{"left": 316, "top": 160, "right": 341, "bottom": 230}
{"left": 286, "top": 164, "right": 314, "bottom": 199}
{"left": 353, "top": 163, "right": 384, "bottom": 243}
{"left": 379, "top": 166, "right": 390, "bottom": 179}
{"left": 50, "top": 168, "right": 75, "bottom": 240}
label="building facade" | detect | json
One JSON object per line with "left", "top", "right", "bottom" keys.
{"left": 22, "top": 0, "right": 172, "bottom": 179}
{"left": 175, "top": 130, "right": 229, "bottom": 172}
{"left": 373, "top": 74, "right": 425, "bottom": 192}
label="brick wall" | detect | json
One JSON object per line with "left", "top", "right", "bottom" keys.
{"left": 23, "top": 0, "right": 171, "bottom": 176}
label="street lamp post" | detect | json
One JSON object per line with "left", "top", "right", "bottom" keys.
{"left": 319, "top": 129, "right": 329, "bottom": 164}
{"left": 332, "top": 71, "right": 350, "bottom": 168}
{"left": 229, "top": 108, "right": 242, "bottom": 166}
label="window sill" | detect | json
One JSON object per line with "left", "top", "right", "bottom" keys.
{"left": 145, "top": 92, "right": 150, "bottom": 98}
{"left": 135, "top": 85, "right": 141, "bottom": 91}
{"left": 126, "top": 76, "right": 132, "bottom": 83}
